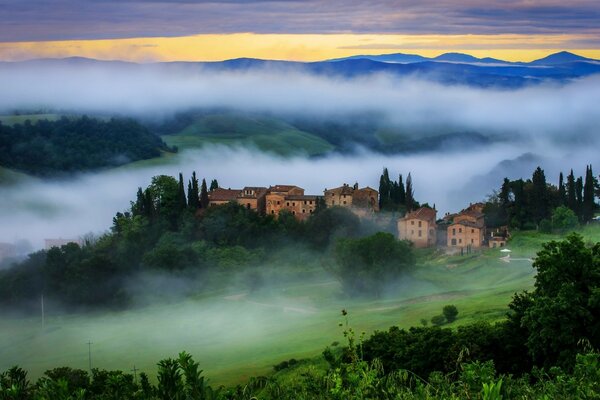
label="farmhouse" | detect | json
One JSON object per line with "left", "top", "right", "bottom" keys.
{"left": 208, "top": 188, "right": 242, "bottom": 207}
{"left": 323, "top": 183, "right": 379, "bottom": 212}
{"left": 237, "top": 187, "right": 268, "bottom": 214}
{"left": 447, "top": 210, "right": 485, "bottom": 248}
{"left": 397, "top": 207, "right": 437, "bottom": 248}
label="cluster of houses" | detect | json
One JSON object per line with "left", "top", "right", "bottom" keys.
{"left": 207, "top": 182, "right": 379, "bottom": 221}
{"left": 208, "top": 182, "right": 507, "bottom": 250}
{"left": 397, "top": 202, "right": 509, "bottom": 250}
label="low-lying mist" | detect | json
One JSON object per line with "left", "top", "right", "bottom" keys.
{"left": 1, "top": 62, "right": 600, "bottom": 141}
{"left": 1, "top": 143, "right": 598, "bottom": 252}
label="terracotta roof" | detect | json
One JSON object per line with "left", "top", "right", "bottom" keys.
{"left": 356, "top": 186, "right": 377, "bottom": 193}
{"left": 402, "top": 207, "right": 437, "bottom": 222}
{"left": 325, "top": 184, "right": 355, "bottom": 195}
{"left": 238, "top": 187, "right": 267, "bottom": 198}
{"left": 449, "top": 219, "right": 484, "bottom": 229}
{"left": 460, "top": 210, "right": 484, "bottom": 219}
{"left": 269, "top": 185, "right": 302, "bottom": 193}
{"left": 208, "top": 188, "right": 241, "bottom": 202}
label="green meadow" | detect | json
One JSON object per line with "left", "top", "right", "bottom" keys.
{"left": 4, "top": 227, "right": 598, "bottom": 386}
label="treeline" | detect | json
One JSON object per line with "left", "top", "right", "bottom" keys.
{"left": 0, "top": 116, "right": 173, "bottom": 175}
{"left": 0, "top": 172, "right": 399, "bottom": 311}
{"left": 1, "top": 234, "right": 599, "bottom": 399}
{"left": 378, "top": 168, "right": 420, "bottom": 212}
{"left": 484, "top": 165, "right": 599, "bottom": 230}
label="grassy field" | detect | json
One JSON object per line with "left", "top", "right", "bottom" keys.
{"left": 162, "top": 113, "right": 335, "bottom": 156}
{"left": 0, "top": 114, "right": 62, "bottom": 126}
{"left": 1, "top": 226, "right": 599, "bottom": 386}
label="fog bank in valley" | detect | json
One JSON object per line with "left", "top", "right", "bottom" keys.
{"left": 1, "top": 142, "right": 597, "bottom": 252}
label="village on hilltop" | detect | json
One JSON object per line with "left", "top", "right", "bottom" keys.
{"left": 206, "top": 182, "right": 509, "bottom": 251}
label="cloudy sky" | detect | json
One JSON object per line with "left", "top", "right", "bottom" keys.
{"left": 1, "top": 1, "right": 599, "bottom": 61}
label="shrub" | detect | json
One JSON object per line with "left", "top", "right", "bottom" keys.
{"left": 431, "top": 315, "right": 446, "bottom": 326}
{"left": 443, "top": 305, "right": 459, "bottom": 323}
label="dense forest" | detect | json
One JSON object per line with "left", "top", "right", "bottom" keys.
{"left": 0, "top": 172, "right": 403, "bottom": 311}
{"left": 484, "top": 166, "right": 599, "bottom": 230}
{"left": 0, "top": 116, "right": 173, "bottom": 175}
{"left": 1, "top": 233, "right": 599, "bottom": 399}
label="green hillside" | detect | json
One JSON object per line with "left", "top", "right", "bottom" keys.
{"left": 162, "top": 113, "right": 335, "bottom": 156}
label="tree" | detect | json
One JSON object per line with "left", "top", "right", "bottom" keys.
{"left": 200, "top": 179, "right": 209, "bottom": 209}
{"left": 334, "top": 232, "right": 415, "bottom": 296}
{"left": 378, "top": 168, "right": 391, "bottom": 209}
{"left": 177, "top": 173, "right": 187, "bottom": 211}
{"left": 558, "top": 172, "right": 566, "bottom": 206}
{"left": 583, "top": 165, "right": 596, "bottom": 223}
{"left": 576, "top": 176, "right": 584, "bottom": 220}
{"left": 513, "top": 234, "right": 600, "bottom": 369}
{"left": 187, "top": 171, "right": 200, "bottom": 210}
{"left": 398, "top": 174, "right": 406, "bottom": 205}
{"left": 442, "top": 305, "right": 459, "bottom": 322}
{"left": 566, "top": 170, "right": 577, "bottom": 211}
{"left": 405, "top": 173, "right": 414, "bottom": 212}
{"left": 209, "top": 179, "right": 219, "bottom": 191}
{"left": 531, "top": 167, "right": 549, "bottom": 224}
{"left": 431, "top": 315, "right": 446, "bottom": 326}
{"left": 551, "top": 206, "right": 578, "bottom": 231}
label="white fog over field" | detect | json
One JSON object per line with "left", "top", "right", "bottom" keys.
{"left": 1, "top": 142, "right": 598, "bottom": 251}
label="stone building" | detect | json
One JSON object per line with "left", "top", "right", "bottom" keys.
{"left": 397, "top": 207, "right": 437, "bottom": 248}
{"left": 208, "top": 188, "right": 242, "bottom": 207}
{"left": 236, "top": 187, "right": 268, "bottom": 214}
{"left": 447, "top": 210, "right": 485, "bottom": 248}
{"left": 323, "top": 183, "right": 379, "bottom": 212}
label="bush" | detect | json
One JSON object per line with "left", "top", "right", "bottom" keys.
{"left": 539, "top": 218, "right": 552, "bottom": 233}
{"left": 551, "top": 206, "right": 578, "bottom": 231}
{"left": 431, "top": 315, "right": 446, "bottom": 326}
{"left": 443, "top": 305, "right": 459, "bottom": 323}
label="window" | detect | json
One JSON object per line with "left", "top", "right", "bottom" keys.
{"left": 292, "top": 211, "right": 296, "bottom": 215}
{"left": 271, "top": 210, "right": 275, "bottom": 214}
{"left": 277, "top": 201, "right": 280, "bottom": 205}
{"left": 343, "top": 201, "right": 347, "bottom": 205}
{"left": 459, "top": 239, "right": 462, "bottom": 244}
{"left": 411, "top": 221, "right": 415, "bottom": 225}
{"left": 309, "top": 210, "right": 313, "bottom": 213}
{"left": 331, "top": 193, "right": 334, "bottom": 196}
{"left": 459, "top": 228, "right": 462, "bottom": 233}
{"left": 287, "top": 202, "right": 290, "bottom": 206}
{"left": 418, "top": 221, "right": 422, "bottom": 227}
{"left": 418, "top": 230, "right": 422, "bottom": 237}
{"left": 246, "top": 204, "right": 251, "bottom": 209}
{"left": 302, "top": 209, "right": 306, "bottom": 213}
{"left": 471, "top": 229, "right": 475, "bottom": 233}
{"left": 452, "top": 228, "right": 456, "bottom": 235}
{"left": 304, "top": 201, "right": 307, "bottom": 205}
{"left": 293, "top": 202, "right": 296, "bottom": 206}
{"left": 451, "top": 238, "right": 457, "bottom": 245}
{"left": 471, "top": 239, "right": 474, "bottom": 244}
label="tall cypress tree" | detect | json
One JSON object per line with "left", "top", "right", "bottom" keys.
{"left": 177, "top": 173, "right": 187, "bottom": 211}
{"left": 132, "top": 187, "right": 145, "bottom": 216}
{"left": 378, "top": 168, "right": 391, "bottom": 209}
{"left": 398, "top": 174, "right": 406, "bottom": 205}
{"left": 531, "top": 167, "right": 549, "bottom": 224}
{"left": 583, "top": 165, "right": 595, "bottom": 223}
{"left": 200, "top": 178, "right": 209, "bottom": 209}
{"left": 499, "top": 178, "right": 511, "bottom": 225}
{"left": 567, "top": 169, "right": 577, "bottom": 213}
{"left": 405, "top": 173, "right": 414, "bottom": 212}
{"left": 187, "top": 171, "right": 200, "bottom": 209}
{"left": 558, "top": 172, "right": 566, "bottom": 206}
{"left": 576, "top": 176, "right": 584, "bottom": 220}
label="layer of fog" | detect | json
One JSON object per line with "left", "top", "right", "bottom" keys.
{"left": 1, "top": 143, "right": 598, "bottom": 252}
{"left": 1, "top": 62, "right": 600, "bottom": 139}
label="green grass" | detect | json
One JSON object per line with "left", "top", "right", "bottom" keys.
{"left": 162, "top": 114, "right": 335, "bottom": 156}
{"left": 1, "top": 226, "right": 599, "bottom": 386}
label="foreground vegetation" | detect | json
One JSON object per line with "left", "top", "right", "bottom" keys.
{"left": 1, "top": 233, "right": 599, "bottom": 399}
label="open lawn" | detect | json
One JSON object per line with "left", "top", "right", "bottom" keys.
{"left": 1, "top": 226, "right": 599, "bottom": 385}
{"left": 162, "top": 113, "right": 334, "bottom": 156}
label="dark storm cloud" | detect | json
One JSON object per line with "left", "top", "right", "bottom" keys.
{"left": 1, "top": 0, "right": 600, "bottom": 42}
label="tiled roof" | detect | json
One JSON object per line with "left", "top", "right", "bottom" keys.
{"left": 450, "top": 219, "right": 484, "bottom": 229}
{"left": 325, "top": 184, "right": 355, "bottom": 195}
{"left": 208, "top": 188, "right": 241, "bottom": 201}
{"left": 269, "top": 185, "right": 302, "bottom": 193}
{"left": 238, "top": 187, "right": 267, "bottom": 198}
{"left": 402, "top": 207, "right": 437, "bottom": 222}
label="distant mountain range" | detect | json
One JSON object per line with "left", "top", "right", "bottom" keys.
{"left": 2, "top": 51, "right": 599, "bottom": 88}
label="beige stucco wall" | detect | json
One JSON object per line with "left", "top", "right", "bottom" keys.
{"left": 398, "top": 218, "right": 436, "bottom": 248}
{"left": 447, "top": 224, "right": 484, "bottom": 248}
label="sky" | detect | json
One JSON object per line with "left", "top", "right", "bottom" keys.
{"left": 1, "top": 0, "right": 600, "bottom": 62}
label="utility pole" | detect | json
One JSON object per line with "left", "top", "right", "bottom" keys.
{"left": 87, "top": 341, "right": 93, "bottom": 372}
{"left": 131, "top": 365, "right": 138, "bottom": 384}
{"left": 41, "top": 294, "right": 45, "bottom": 330}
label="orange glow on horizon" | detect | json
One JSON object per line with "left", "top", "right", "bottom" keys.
{"left": 1, "top": 33, "right": 599, "bottom": 63}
